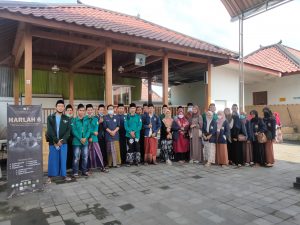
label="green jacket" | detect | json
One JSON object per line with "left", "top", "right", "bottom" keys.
{"left": 124, "top": 114, "right": 142, "bottom": 140}
{"left": 46, "top": 113, "right": 71, "bottom": 145}
{"left": 87, "top": 116, "right": 99, "bottom": 142}
{"left": 202, "top": 112, "right": 218, "bottom": 123}
{"left": 72, "top": 116, "right": 90, "bottom": 146}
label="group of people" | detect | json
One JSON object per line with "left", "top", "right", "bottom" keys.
{"left": 46, "top": 100, "right": 280, "bottom": 183}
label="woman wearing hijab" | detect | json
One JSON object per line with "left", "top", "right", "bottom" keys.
{"left": 263, "top": 107, "right": 276, "bottom": 167}
{"left": 172, "top": 109, "right": 190, "bottom": 163}
{"left": 202, "top": 111, "right": 217, "bottom": 166}
{"left": 188, "top": 105, "right": 203, "bottom": 163}
{"left": 250, "top": 110, "right": 267, "bottom": 167}
{"left": 240, "top": 112, "right": 254, "bottom": 166}
{"left": 216, "top": 111, "right": 230, "bottom": 167}
{"left": 224, "top": 108, "right": 234, "bottom": 164}
{"left": 231, "top": 111, "right": 247, "bottom": 167}
{"left": 274, "top": 112, "right": 283, "bottom": 143}
{"left": 160, "top": 109, "right": 174, "bottom": 165}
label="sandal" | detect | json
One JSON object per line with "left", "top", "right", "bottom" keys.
{"left": 46, "top": 177, "right": 52, "bottom": 184}
{"left": 64, "top": 177, "right": 72, "bottom": 181}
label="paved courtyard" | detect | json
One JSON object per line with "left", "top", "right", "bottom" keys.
{"left": 0, "top": 143, "right": 300, "bottom": 225}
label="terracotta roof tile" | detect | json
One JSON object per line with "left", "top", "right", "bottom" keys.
{"left": 0, "top": 3, "right": 235, "bottom": 57}
{"left": 244, "top": 44, "right": 300, "bottom": 74}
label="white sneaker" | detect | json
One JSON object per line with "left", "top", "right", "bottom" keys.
{"left": 189, "top": 160, "right": 193, "bottom": 164}
{"left": 194, "top": 160, "right": 199, "bottom": 163}
{"left": 166, "top": 159, "right": 172, "bottom": 166}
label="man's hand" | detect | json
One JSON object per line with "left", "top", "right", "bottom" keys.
{"left": 57, "top": 139, "right": 63, "bottom": 146}
{"left": 94, "top": 132, "right": 98, "bottom": 136}
{"left": 190, "top": 124, "right": 196, "bottom": 128}
{"left": 80, "top": 138, "right": 86, "bottom": 144}
{"left": 148, "top": 124, "right": 152, "bottom": 128}
{"left": 167, "top": 128, "right": 171, "bottom": 133}
{"left": 151, "top": 133, "right": 156, "bottom": 138}
{"left": 88, "top": 138, "right": 92, "bottom": 143}
{"left": 130, "top": 131, "right": 135, "bottom": 138}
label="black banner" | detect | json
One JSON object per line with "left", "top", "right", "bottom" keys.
{"left": 7, "top": 105, "right": 43, "bottom": 197}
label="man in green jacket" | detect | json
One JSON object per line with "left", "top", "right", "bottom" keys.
{"left": 72, "top": 104, "right": 90, "bottom": 177}
{"left": 46, "top": 100, "right": 71, "bottom": 183}
{"left": 124, "top": 103, "right": 142, "bottom": 166}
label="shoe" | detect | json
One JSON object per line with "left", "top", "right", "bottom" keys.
{"left": 189, "top": 160, "right": 193, "bottom": 164}
{"left": 194, "top": 160, "right": 199, "bottom": 163}
{"left": 237, "top": 164, "right": 242, "bottom": 167}
{"left": 126, "top": 164, "right": 131, "bottom": 167}
{"left": 64, "top": 176, "right": 72, "bottom": 181}
{"left": 46, "top": 177, "right": 52, "bottom": 184}
{"left": 266, "top": 163, "right": 273, "bottom": 167}
{"left": 166, "top": 159, "right": 172, "bottom": 166}
{"left": 72, "top": 174, "right": 79, "bottom": 178}
{"left": 101, "top": 168, "right": 109, "bottom": 173}
{"left": 245, "top": 163, "right": 250, "bottom": 167}
{"left": 153, "top": 161, "right": 158, "bottom": 165}
{"left": 144, "top": 162, "right": 148, "bottom": 166}
{"left": 82, "top": 173, "right": 89, "bottom": 177}
{"left": 135, "top": 163, "right": 140, "bottom": 167}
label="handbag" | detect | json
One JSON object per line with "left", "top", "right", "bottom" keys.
{"left": 238, "top": 134, "right": 247, "bottom": 142}
{"left": 257, "top": 132, "right": 267, "bottom": 143}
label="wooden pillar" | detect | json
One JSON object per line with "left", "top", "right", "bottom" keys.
{"left": 148, "top": 76, "right": 152, "bottom": 104}
{"left": 24, "top": 26, "right": 32, "bottom": 105}
{"left": 105, "top": 46, "right": 113, "bottom": 105}
{"left": 162, "top": 54, "right": 168, "bottom": 105}
{"left": 69, "top": 72, "right": 74, "bottom": 107}
{"left": 13, "top": 67, "right": 19, "bottom": 105}
{"left": 205, "top": 61, "right": 212, "bottom": 111}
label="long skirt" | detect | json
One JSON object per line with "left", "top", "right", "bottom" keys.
{"left": 203, "top": 141, "right": 216, "bottom": 164}
{"left": 119, "top": 131, "right": 127, "bottom": 164}
{"left": 243, "top": 142, "right": 253, "bottom": 164}
{"left": 265, "top": 140, "right": 275, "bottom": 164}
{"left": 253, "top": 141, "right": 265, "bottom": 165}
{"left": 144, "top": 137, "right": 158, "bottom": 163}
{"left": 126, "top": 138, "right": 141, "bottom": 164}
{"left": 189, "top": 136, "right": 203, "bottom": 162}
{"left": 106, "top": 141, "right": 121, "bottom": 167}
{"left": 99, "top": 138, "right": 107, "bottom": 166}
{"left": 233, "top": 141, "right": 243, "bottom": 165}
{"left": 160, "top": 139, "right": 174, "bottom": 162}
{"left": 173, "top": 133, "right": 189, "bottom": 161}
{"left": 48, "top": 144, "right": 67, "bottom": 177}
{"left": 88, "top": 142, "right": 104, "bottom": 169}
{"left": 216, "top": 143, "right": 228, "bottom": 165}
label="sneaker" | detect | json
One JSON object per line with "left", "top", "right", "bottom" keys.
{"left": 245, "top": 163, "right": 250, "bottom": 167}
{"left": 153, "top": 161, "right": 158, "bottom": 165}
{"left": 82, "top": 173, "right": 89, "bottom": 177}
{"left": 194, "top": 160, "right": 199, "bottom": 163}
{"left": 266, "top": 163, "right": 273, "bottom": 167}
{"left": 126, "top": 164, "right": 131, "bottom": 167}
{"left": 72, "top": 174, "right": 79, "bottom": 178}
{"left": 189, "top": 160, "right": 193, "bottom": 164}
{"left": 144, "top": 162, "right": 149, "bottom": 166}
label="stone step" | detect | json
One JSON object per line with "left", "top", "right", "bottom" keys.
{"left": 283, "top": 133, "right": 300, "bottom": 141}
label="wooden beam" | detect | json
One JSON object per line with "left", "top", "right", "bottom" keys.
{"left": 69, "top": 72, "right": 74, "bottom": 107}
{"left": 124, "top": 56, "right": 161, "bottom": 73}
{"left": 205, "top": 61, "right": 212, "bottom": 111}
{"left": 112, "top": 43, "right": 163, "bottom": 57}
{"left": 162, "top": 54, "right": 168, "bottom": 105}
{"left": 0, "top": 55, "right": 11, "bottom": 65}
{"left": 148, "top": 76, "right": 152, "bottom": 104}
{"left": 71, "top": 47, "right": 104, "bottom": 71}
{"left": 12, "top": 22, "right": 26, "bottom": 67}
{"left": 168, "top": 53, "right": 207, "bottom": 64}
{"left": 105, "top": 46, "right": 113, "bottom": 105}
{"left": 24, "top": 25, "right": 32, "bottom": 105}
{"left": 0, "top": 11, "right": 232, "bottom": 59}
{"left": 31, "top": 29, "right": 105, "bottom": 47}
{"left": 13, "top": 67, "right": 19, "bottom": 105}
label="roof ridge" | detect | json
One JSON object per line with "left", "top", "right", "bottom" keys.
{"left": 244, "top": 42, "right": 281, "bottom": 59}
{"left": 275, "top": 44, "right": 300, "bottom": 68}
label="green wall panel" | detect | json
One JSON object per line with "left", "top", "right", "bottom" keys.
{"left": 18, "top": 69, "right": 141, "bottom": 101}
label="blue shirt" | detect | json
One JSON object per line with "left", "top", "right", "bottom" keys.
{"left": 103, "top": 114, "right": 120, "bottom": 142}
{"left": 55, "top": 114, "right": 61, "bottom": 139}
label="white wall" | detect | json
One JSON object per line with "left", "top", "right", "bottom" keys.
{"left": 211, "top": 66, "right": 239, "bottom": 111}
{"left": 245, "top": 74, "right": 300, "bottom": 105}
{"left": 170, "top": 82, "right": 205, "bottom": 106}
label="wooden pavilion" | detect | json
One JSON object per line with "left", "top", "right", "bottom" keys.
{"left": 0, "top": 1, "right": 236, "bottom": 109}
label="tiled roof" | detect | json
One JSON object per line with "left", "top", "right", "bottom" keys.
{"left": 244, "top": 43, "right": 300, "bottom": 74}
{"left": 0, "top": 1, "right": 235, "bottom": 57}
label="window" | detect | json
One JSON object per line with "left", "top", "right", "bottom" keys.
{"left": 253, "top": 91, "right": 267, "bottom": 105}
